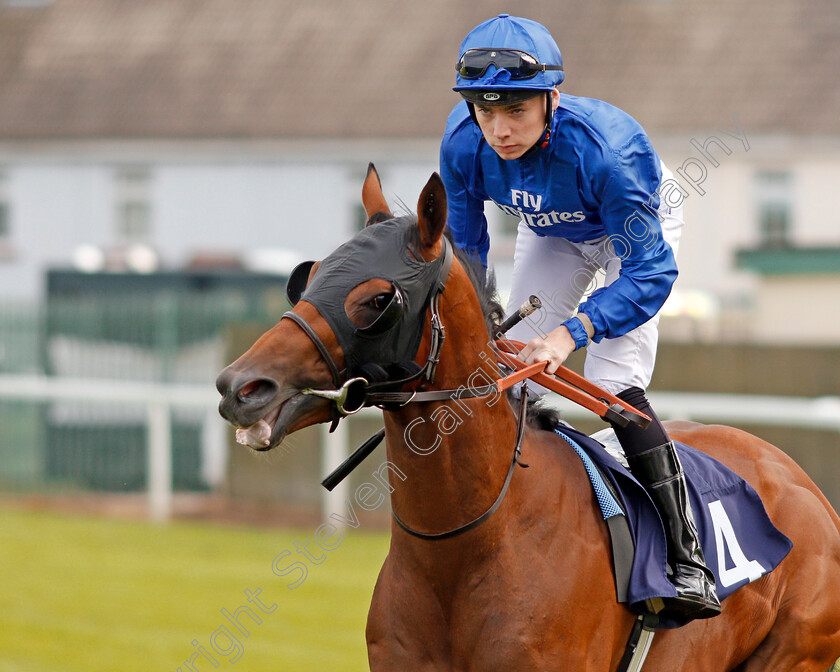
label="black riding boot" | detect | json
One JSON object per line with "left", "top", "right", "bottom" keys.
{"left": 627, "top": 442, "right": 721, "bottom": 619}
{"left": 612, "top": 387, "right": 720, "bottom": 620}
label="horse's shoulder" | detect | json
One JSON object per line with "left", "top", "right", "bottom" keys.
{"left": 515, "top": 426, "right": 611, "bottom": 500}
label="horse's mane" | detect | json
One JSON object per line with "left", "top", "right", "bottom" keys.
{"left": 428, "top": 222, "right": 564, "bottom": 431}
{"left": 377, "top": 212, "right": 563, "bottom": 431}
{"left": 449, "top": 238, "right": 562, "bottom": 431}
{"left": 444, "top": 230, "right": 505, "bottom": 337}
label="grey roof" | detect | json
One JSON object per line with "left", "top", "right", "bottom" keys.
{"left": 0, "top": 0, "right": 838, "bottom": 140}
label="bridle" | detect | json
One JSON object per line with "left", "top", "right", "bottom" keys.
{"left": 279, "top": 238, "right": 496, "bottom": 431}
{"left": 282, "top": 236, "right": 649, "bottom": 540}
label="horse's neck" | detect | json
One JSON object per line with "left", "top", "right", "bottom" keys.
{"left": 383, "top": 289, "right": 519, "bottom": 540}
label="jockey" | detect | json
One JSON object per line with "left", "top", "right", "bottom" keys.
{"left": 440, "top": 14, "right": 720, "bottom": 619}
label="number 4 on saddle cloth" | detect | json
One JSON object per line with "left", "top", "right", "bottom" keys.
{"left": 554, "top": 424, "right": 793, "bottom": 629}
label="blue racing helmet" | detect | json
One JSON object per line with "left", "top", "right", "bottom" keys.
{"left": 454, "top": 14, "right": 564, "bottom": 106}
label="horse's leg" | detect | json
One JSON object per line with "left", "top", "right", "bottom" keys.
{"left": 669, "top": 423, "right": 840, "bottom": 672}
{"left": 366, "top": 557, "right": 453, "bottom": 671}
{"left": 731, "top": 528, "right": 840, "bottom": 671}
{"left": 732, "top": 605, "right": 840, "bottom": 672}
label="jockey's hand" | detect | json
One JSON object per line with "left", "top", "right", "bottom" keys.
{"left": 518, "top": 325, "right": 577, "bottom": 375}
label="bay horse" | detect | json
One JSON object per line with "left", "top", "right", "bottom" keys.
{"left": 216, "top": 167, "right": 840, "bottom": 671}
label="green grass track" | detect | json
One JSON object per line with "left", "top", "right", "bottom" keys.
{"left": 0, "top": 508, "right": 390, "bottom": 672}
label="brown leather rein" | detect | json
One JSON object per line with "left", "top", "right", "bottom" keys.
{"left": 384, "top": 342, "right": 650, "bottom": 541}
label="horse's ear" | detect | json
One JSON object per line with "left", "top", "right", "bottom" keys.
{"left": 417, "top": 172, "right": 447, "bottom": 251}
{"left": 362, "top": 163, "right": 392, "bottom": 225}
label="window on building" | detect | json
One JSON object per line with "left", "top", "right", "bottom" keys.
{"left": 754, "top": 171, "right": 792, "bottom": 249}
{"left": 0, "top": 172, "right": 10, "bottom": 257}
{"left": 116, "top": 167, "right": 152, "bottom": 243}
{"left": 0, "top": 204, "right": 7, "bottom": 240}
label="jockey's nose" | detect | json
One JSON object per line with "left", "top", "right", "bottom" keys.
{"left": 493, "top": 117, "right": 511, "bottom": 139}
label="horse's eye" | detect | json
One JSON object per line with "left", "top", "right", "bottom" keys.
{"left": 369, "top": 293, "right": 393, "bottom": 311}
{"left": 356, "top": 285, "right": 404, "bottom": 335}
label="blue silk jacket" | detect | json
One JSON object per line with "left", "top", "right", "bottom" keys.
{"left": 440, "top": 94, "right": 678, "bottom": 347}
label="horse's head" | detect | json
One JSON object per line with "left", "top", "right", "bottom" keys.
{"left": 216, "top": 164, "right": 455, "bottom": 450}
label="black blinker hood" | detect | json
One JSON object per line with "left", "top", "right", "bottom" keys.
{"left": 296, "top": 219, "right": 449, "bottom": 376}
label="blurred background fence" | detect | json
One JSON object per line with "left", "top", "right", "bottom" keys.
{"left": 0, "top": 269, "right": 287, "bottom": 497}
{"left": 1, "top": 273, "right": 839, "bottom": 521}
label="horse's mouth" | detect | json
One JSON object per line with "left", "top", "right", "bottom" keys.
{"left": 233, "top": 392, "right": 314, "bottom": 451}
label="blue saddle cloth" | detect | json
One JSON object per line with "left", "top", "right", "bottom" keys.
{"left": 554, "top": 425, "right": 793, "bottom": 629}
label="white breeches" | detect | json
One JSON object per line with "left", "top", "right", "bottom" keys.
{"left": 504, "top": 164, "right": 684, "bottom": 396}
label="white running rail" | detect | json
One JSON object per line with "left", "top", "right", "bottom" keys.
{"left": 1, "top": 374, "right": 838, "bottom": 522}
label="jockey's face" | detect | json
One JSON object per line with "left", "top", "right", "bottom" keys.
{"left": 474, "top": 90, "right": 559, "bottom": 160}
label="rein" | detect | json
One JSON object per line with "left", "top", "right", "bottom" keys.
{"left": 380, "top": 350, "right": 649, "bottom": 541}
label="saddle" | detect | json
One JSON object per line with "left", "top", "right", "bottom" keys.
{"left": 555, "top": 424, "right": 793, "bottom": 629}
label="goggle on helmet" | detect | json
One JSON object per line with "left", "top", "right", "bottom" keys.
{"left": 453, "top": 14, "right": 564, "bottom": 106}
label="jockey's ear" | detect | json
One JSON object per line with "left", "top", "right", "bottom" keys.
{"left": 416, "top": 172, "right": 447, "bottom": 258}
{"left": 362, "top": 163, "right": 392, "bottom": 224}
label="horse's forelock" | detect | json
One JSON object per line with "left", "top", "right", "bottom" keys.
{"left": 364, "top": 211, "right": 393, "bottom": 227}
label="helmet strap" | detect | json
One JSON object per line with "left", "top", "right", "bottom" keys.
{"left": 466, "top": 101, "right": 479, "bottom": 126}
{"left": 525, "top": 91, "right": 554, "bottom": 156}
{"left": 540, "top": 91, "right": 553, "bottom": 148}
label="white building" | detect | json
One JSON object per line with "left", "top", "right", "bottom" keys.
{"left": 1, "top": 0, "right": 838, "bottom": 343}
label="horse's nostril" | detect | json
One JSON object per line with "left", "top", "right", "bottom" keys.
{"left": 239, "top": 380, "right": 259, "bottom": 397}
{"left": 237, "top": 378, "right": 278, "bottom": 404}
